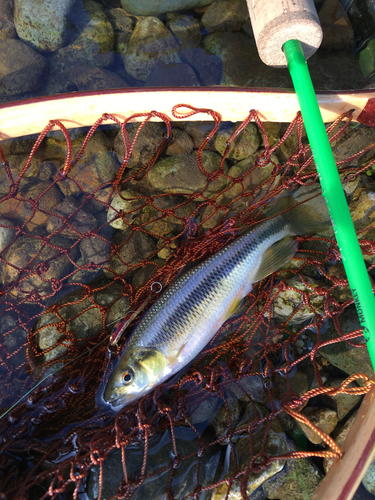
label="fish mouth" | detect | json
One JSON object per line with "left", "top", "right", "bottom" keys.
{"left": 104, "top": 390, "right": 141, "bottom": 408}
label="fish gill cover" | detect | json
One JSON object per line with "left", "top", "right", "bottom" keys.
{"left": 0, "top": 106, "right": 374, "bottom": 499}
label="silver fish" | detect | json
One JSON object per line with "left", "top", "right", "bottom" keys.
{"left": 104, "top": 196, "right": 321, "bottom": 408}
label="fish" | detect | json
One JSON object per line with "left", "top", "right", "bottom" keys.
{"left": 104, "top": 196, "right": 323, "bottom": 408}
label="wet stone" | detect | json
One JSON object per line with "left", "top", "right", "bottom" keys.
{"left": 0, "top": 218, "right": 17, "bottom": 254}
{"left": 51, "top": 0, "right": 115, "bottom": 69}
{"left": 267, "top": 275, "right": 325, "bottom": 325}
{"left": 319, "top": 0, "right": 354, "bottom": 50}
{"left": 46, "top": 196, "right": 97, "bottom": 239}
{"left": 198, "top": 150, "right": 281, "bottom": 228}
{"left": 79, "top": 236, "right": 111, "bottom": 266}
{"left": 325, "top": 263, "right": 353, "bottom": 303}
{"left": 349, "top": 187, "right": 375, "bottom": 239}
{"left": 178, "top": 48, "right": 223, "bottom": 86}
{"left": 298, "top": 406, "right": 338, "bottom": 445}
{"left": 106, "top": 8, "right": 133, "bottom": 53}
{"left": 106, "top": 230, "right": 157, "bottom": 277}
{"left": 123, "top": 17, "right": 180, "bottom": 81}
{"left": 157, "top": 238, "right": 177, "bottom": 259}
{"left": 0, "top": 0, "right": 16, "bottom": 40}
{"left": 87, "top": 425, "right": 222, "bottom": 500}
{"left": 139, "top": 196, "right": 197, "bottom": 238}
{"left": 178, "top": 121, "right": 217, "bottom": 150}
{"left": 331, "top": 123, "right": 375, "bottom": 166}
{"left": 0, "top": 39, "right": 46, "bottom": 96}
{"left": 317, "top": 306, "right": 375, "bottom": 385}
{"left": 165, "top": 128, "right": 194, "bottom": 156}
{"left": 69, "top": 65, "right": 129, "bottom": 91}
{"left": 203, "top": 32, "right": 291, "bottom": 87}
{"left": 33, "top": 278, "right": 130, "bottom": 366}
{"left": 131, "top": 262, "right": 160, "bottom": 289}
{"left": 147, "top": 151, "right": 229, "bottom": 201}
{"left": 201, "top": 0, "right": 249, "bottom": 33}
{"left": 166, "top": 13, "right": 201, "bottom": 51}
{"left": 119, "top": 0, "right": 213, "bottom": 16}
{"left": 215, "top": 122, "right": 260, "bottom": 161}
{"left": 321, "top": 378, "right": 362, "bottom": 421}
{"left": 212, "top": 409, "right": 287, "bottom": 500}
{"left": 262, "top": 453, "right": 323, "bottom": 500}
{"left": 14, "top": 0, "right": 75, "bottom": 52}
{"left": 144, "top": 62, "right": 200, "bottom": 87}
{"left": 362, "top": 458, "right": 375, "bottom": 495}
{"left": 107, "top": 189, "right": 146, "bottom": 230}
{"left": 2, "top": 236, "right": 75, "bottom": 302}
{"left": 113, "top": 122, "right": 165, "bottom": 170}
{"left": 23, "top": 181, "right": 64, "bottom": 232}
{"left": 323, "top": 410, "right": 357, "bottom": 472}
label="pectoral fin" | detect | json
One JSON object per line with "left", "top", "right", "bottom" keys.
{"left": 253, "top": 237, "right": 297, "bottom": 282}
{"left": 168, "top": 341, "right": 188, "bottom": 365}
{"left": 224, "top": 297, "right": 246, "bottom": 321}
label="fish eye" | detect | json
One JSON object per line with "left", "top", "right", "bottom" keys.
{"left": 122, "top": 369, "right": 134, "bottom": 385}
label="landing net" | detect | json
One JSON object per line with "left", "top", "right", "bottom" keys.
{"left": 0, "top": 105, "right": 373, "bottom": 500}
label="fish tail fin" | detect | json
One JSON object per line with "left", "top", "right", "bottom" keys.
{"left": 270, "top": 193, "right": 329, "bottom": 236}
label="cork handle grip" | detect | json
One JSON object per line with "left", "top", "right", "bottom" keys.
{"left": 246, "top": 0, "right": 323, "bottom": 67}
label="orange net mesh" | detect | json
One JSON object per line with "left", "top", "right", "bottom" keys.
{"left": 0, "top": 105, "right": 374, "bottom": 500}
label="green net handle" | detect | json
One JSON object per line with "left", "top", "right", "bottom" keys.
{"left": 283, "top": 39, "right": 375, "bottom": 371}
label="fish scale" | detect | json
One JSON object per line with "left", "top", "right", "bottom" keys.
{"left": 104, "top": 197, "right": 323, "bottom": 408}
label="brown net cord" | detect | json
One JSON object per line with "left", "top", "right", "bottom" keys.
{"left": 0, "top": 106, "right": 374, "bottom": 500}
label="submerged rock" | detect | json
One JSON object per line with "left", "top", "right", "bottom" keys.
{"left": 0, "top": 39, "right": 46, "bottom": 96}
{"left": 32, "top": 278, "right": 130, "bottom": 366}
{"left": 321, "top": 378, "right": 362, "bottom": 421}
{"left": 0, "top": 218, "right": 16, "bottom": 254}
{"left": 298, "top": 406, "right": 338, "bottom": 445}
{"left": 106, "top": 7, "right": 133, "bottom": 53}
{"left": 106, "top": 230, "right": 157, "bottom": 277}
{"left": 201, "top": 0, "right": 249, "bottom": 33}
{"left": 212, "top": 408, "right": 287, "bottom": 500}
{"left": 267, "top": 275, "right": 325, "bottom": 325}
{"left": 215, "top": 122, "right": 260, "bottom": 161}
{"left": 107, "top": 189, "right": 146, "bottom": 230}
{"left": 119, "top": 0, "right": 213, "bottom": 16}
{"left": 144, "top": 63, "right": 200, "bottom": 87}
{"left": 123, "top": 17, "right": 179, "bottom": 81}
{"left": 178, "top": 48, "right": 223, "bottom": 86}
{"left": 51, "top": 0, "right": 115, "bottom": 69}
{"left": 14, "top": 0, "right": 75, "bottom": 52}
{"left": 147, "top": 151, "right": 229, "bottom": 201}
{"left": 166, "top": 13, "right": 201, "bottom": 51}
{"left": 2, "top": 236, "right": 75, "bottom": 302}
{"left": 318, "top": 306, "right": 375, "bottom": 385}
{"left": 262, "top": 454, "right": 323, "bottom": 500}
{"left": 113, "top": 122, "right": 165, "bottom": 170}
{"left": 87, "top": 424, "right": 222, "bottom": 500}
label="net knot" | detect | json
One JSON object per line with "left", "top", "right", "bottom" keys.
{"left": 281, "top": 177, "right": 298, "bottom": 190}
{"left": 7, "top": 183, "right": 18, "bottom": 197}
{"left": 255, "top": 153, "right": 271, "bottom": 167}
{"left": 35, "top": 262, "right": 50, "bottom": 275}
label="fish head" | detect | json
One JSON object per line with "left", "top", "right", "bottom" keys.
{"left": 104, "top": 347, "right": 168, "bottom": 408}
